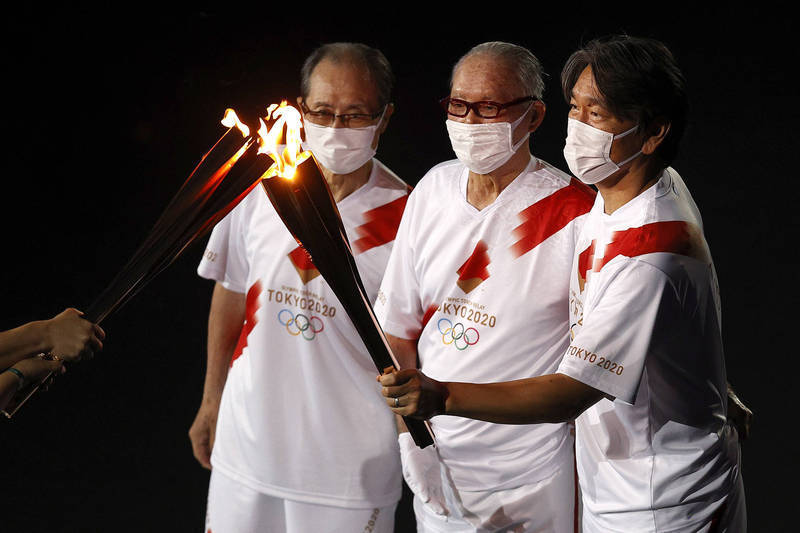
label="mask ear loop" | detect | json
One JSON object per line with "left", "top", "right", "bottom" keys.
{"left": 370, "top": 105, "right": 389, "bottom": 131}
{"left": 367, "top": 105, "right": 390, "bottom": 152}
{"left": 610, "top": 124, "right": 642, "bottom": 167}
{"left": 615, "top": 149, "right": 642, "bottom": 168}
{"left": 613, "top": 124, "right": 638, "bottom": 140}
{"left": 509, "top": 102, "right": 535, "bottom": 152}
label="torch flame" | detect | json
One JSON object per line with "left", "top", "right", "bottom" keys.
{"left": 256, "top": 101, "right": 312, "bottom": 180}
{"left": 221, "top": 108, "right": 250, "bottom": 138}
{"left": 219, "top": 101, "right": 312, "bottom": 180}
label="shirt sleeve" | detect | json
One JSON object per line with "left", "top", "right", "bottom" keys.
{"left": 196, "top": 200, "right": 249, "bottom": 294}
{"left": 557, "top": 259, "right": 673, "bottom": 404}
{"left": 374, "top": 189, "right": 424, "bottom": 340}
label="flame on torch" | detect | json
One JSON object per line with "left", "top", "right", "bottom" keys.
{"left": 257, "top": 101, "right": 312, "bottom": 180}
{"left": 221, "top": 108, "right": 250, "bottom": 137}
{"left": 200, "top": 109, "right": 256, "bottom": 196}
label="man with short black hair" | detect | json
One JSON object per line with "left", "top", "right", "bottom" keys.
{"left": 190, "top": 42, "right": 409, "bottom": 533}
{"left": 381, "top": 35, "right": 747, "bottom": 532}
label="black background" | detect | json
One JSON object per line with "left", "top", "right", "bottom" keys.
{"left": 0, "top": 5, "right": 795, "bottom": 532}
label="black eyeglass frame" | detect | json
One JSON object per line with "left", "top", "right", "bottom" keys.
{"left": 299, "top": 100, "right": 386, "bottom": 127}
{"left": 439, "top": 95, "right": 536, "bottom": 119}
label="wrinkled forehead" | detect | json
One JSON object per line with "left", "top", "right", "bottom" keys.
{"left": 450, "top": 54, "right": 524, "bottom": 101}
{"left": 306, "top": 58, "right": 380, "bottom": 111}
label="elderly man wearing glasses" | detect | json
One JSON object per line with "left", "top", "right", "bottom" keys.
{"left": 190, "top": 42, "right": 410, "bottom": 533}
{"left": 372, "top": 42, "right": 595, "bottom": 532}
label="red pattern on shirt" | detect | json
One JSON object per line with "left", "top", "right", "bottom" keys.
{"left": 510, "top": 178, "right": 595, "bottom": 258}
{"left": 230, "top": 280, "right": 262, "bottom": 366}
{"left": 287, "top": 245, "right": 321, "bottom": 284}
{"left": 352, "top": 195, "right": 409, "bottom": 254}
{"left": 456, "top": 240, "right": 491, "bottom": 293}
{"left": 576, "top": 220, "right": 707, "bottom": 291}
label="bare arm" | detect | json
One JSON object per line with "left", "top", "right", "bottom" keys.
{"left": 0, "top": 356, "right": 64, "bottom": 410}
{"left": 380, "top": 369, "right": 607, "bottom": 425}
{"left": 386, "top": 333, "right": 418, "bottom": 371}
{"left": 0, "top": 371, "right": 19, "bottom": 410}
{"left": 201, "top": 283, "right": 246, "bottom": 410}
{"left": 445, "top": 373, "right": 606, "bottom": 424}
{"left": 0, "top": 322, "right": 50, "bottom": 368}
{"left": 0, "top": 308, "right": 104, "bottom": 369}
{"left": 188, "top": 283, "right": 246, "bottom": 469}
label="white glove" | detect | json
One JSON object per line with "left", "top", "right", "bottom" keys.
{"left": 399, "top": 432, "right": 448, "bottom": 516}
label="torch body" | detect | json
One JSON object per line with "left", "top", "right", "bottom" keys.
{"left": 260, "top": 159, "right": 434, "bottom": 448}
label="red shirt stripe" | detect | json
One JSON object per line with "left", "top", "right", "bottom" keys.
{"left": 510, "top": 178, "right": 595, "bottom": 258}
{"left": 352, "top": 195, "right": 409, "bottom": 254}
{"left": 230, "top": 280, "right": 262, "bottom": 366}
{"left": 577, "top": 220, "right": 708, "bottom": 286}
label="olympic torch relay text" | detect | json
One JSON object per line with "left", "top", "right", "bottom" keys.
{"left": 266, "top": 286, "right": 337, "bottom": 318}
{"left": 436, "top": 297, "right": 497, "bottom": 328}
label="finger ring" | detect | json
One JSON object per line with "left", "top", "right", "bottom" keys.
{"left": 394, "top": 397, "right": 400, "bottom": 408}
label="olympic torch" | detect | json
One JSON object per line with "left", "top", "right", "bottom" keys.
{"left": 2, "top": 111, "right": 268, "bottom": 418}
{"left": 257, "top": 103, "right": 434, "bottom": 448}
{"left": 4, "top": 101, "right": 434, "bottom": 448}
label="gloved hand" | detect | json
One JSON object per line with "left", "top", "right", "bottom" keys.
{"left": 399, "top": 432, "right": 448, "bottom": 516}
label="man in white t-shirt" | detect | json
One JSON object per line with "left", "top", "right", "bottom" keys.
{"left": 380, "top": 36, "right": 747, "bottom": 532}
{"left": 375, "top": 42, "right": 596, "bottom": 532}
{"left": 189, "top": 42, "right": 410, "bottom": 533}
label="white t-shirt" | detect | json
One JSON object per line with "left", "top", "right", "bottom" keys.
{"left": 197, "top": 159, "right": 409, "bottom": 509}
{"left": 557, "top": 168, "right": 743, "bottom": 532}
{"left": 376, "top": 158, "right": 596, "bottom": 492}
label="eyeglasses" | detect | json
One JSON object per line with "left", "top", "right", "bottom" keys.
{"left": 300, "top": 101, "right": 385, "bottom": 128}
{"left": 440, "top": 96, "right": 535, "bottom": 119}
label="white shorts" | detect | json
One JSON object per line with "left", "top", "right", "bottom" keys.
{"left": 206, "top": 469, "right": 397, "bottom": 533}
{"left": 413, "top": 460, "right": 577, "bottom": 533}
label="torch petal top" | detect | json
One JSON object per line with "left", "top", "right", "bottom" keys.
{"left": 256, "top": 101, "right": 312, "bottom": 180}
{"left": 221, "top": 108, "right": 250, "bottom": 137}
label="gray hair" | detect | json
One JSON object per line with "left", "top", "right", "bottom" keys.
{"left": 300, "top": 42, "right": 394, "bottom": 108}
{"left": 452, "top": 41, "right": 545, "bottom": 100}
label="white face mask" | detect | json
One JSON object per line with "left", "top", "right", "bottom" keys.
{"left": 445, "top": 103, "right": 533, "bottom": 175}
{"left": 302, "top": 108, "right": 385, "bottom": 175}
{"left": 563, "top": 118, "right": 642, "bottom": 184}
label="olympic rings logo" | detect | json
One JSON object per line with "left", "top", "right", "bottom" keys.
{"left": 437, "top": 318, "right": 480, "bottom": 350}
{"left": 278, "top": 309, "right": 325, "bottom": 341}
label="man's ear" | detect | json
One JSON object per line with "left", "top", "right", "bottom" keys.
{"left": 379, "top": 103, "right": 395, "bottom": 135}
{"left": 527, "top": 100, "right": 546, "bottom": 133}
{"left": 642, "top": 117, "right": 671, "bottom": 155}
{"left": 371, "top": 103, "right": 395, "bottom": 149}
